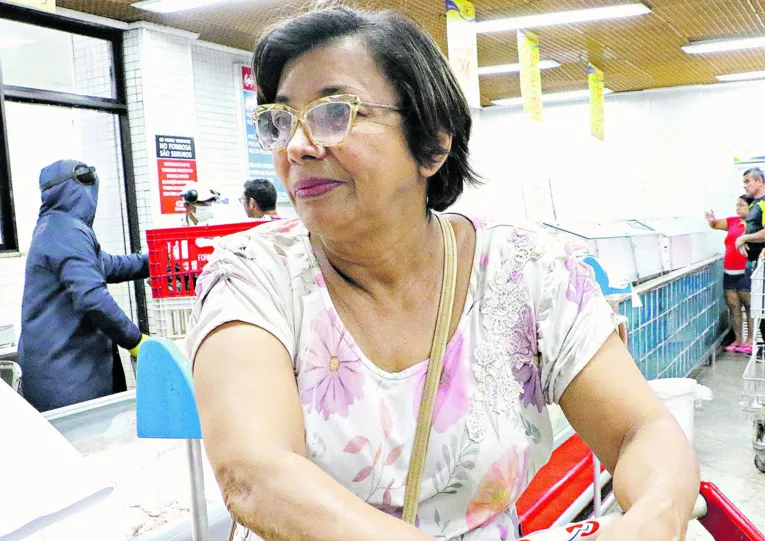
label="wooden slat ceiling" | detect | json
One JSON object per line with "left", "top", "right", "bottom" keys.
{"left": 56, "top": 0, "right": 765, "bottom": 106}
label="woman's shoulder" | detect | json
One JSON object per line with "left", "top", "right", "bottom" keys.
{"left": 462, "top": 214, "right": 556, "bottom": 255}
{"left": 213, "top": 218, "right": 308, "bottom": 259}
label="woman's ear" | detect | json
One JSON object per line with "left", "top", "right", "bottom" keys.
{"left": 418, "top": 130, "right": 453, "bottom": 178}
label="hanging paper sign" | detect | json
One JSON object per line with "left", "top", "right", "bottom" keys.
{"left": 155, "top": 135, "right": 197, "bottom": 215}
{"left": 445, "top": 0, "right": 481, "bottom": 108}
{"left": 587, "top": 63, "right": 605, "bottom": 141}
{"left": 518, "top": 30, "right": 543, "bottom": 122}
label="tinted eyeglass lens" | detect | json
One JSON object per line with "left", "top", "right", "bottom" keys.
{"left": 256, "top": 109, "right": 294, "bottom": 150}
{"left": 306, "top": 102, "right": 352, "bottom": 146}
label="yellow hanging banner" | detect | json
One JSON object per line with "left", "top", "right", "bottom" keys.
{"left": 7, "top": 0, "right": 55, "bottom": 12}
{"left": 587, "top": 63, "right": 605, "bottom": 141}
{"left": 445, "top": 0, "right": 480, "bottom": 109}
{"left": 517, "top": 30, "right": 543, "bottom": 122}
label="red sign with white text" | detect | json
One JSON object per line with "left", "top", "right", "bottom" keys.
{"left": 242, "top": 65, "right": 256, "bottom": 92}
{"left": 156, "top": 135, "right": 197, "bottom": 215}
{"left": 157, "top": 158, "right": 197, "bottom": 215}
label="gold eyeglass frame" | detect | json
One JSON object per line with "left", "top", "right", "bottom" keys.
{"left": 253, "top": 94, "right": 402, "bottom": 151}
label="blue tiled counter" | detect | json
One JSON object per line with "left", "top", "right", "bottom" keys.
{"left": 608, "top": 257, "right": 727, "bottom": 380}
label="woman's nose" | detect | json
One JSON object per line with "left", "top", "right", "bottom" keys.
{"left": 286, "top": 122, "right": 325, "bottom": 163}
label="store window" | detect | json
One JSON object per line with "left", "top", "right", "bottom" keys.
{"left": 0, "top": 19, "right": 115, "bottom": 98}
{"left": 0, "top": 5, "right": 147, "bottom": 396}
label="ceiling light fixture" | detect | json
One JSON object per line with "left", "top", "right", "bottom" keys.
{"left": 492, "top": 88, "right": 613, "bottom": 107}
{"left": 716, "top": 70, "right": 765, "bottom": 82}
{"left": 0, "top": 37, "right": 35, "bottom": 50}
{"left": 132, "top": 0, "right": 230, "bottom": 14}
{"left": 478, "top": 59, "right": 561, "bottom": 76}
{"left": 682, "top": 36, "right": 765, "bottom": 55}
{"left": 475, "top": 3, "right": 651, "bottom": 34}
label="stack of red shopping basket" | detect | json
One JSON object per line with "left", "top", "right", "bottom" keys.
{"left": 145, "top": 222, "right": 266, "bottom": 339}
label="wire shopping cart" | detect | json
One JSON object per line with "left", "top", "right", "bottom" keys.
{"left": 518, "top": 482, "right": 764, "bottom": 540}
{"left": 744, "top": 261, "right": 765, "bottom": 473}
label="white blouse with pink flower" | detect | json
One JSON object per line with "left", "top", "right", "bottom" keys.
{"left": 185, "top": 214, "right": 619, "bottom": 541}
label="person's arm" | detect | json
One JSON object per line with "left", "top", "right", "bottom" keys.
{"left": 560, "top": 333, "right": 699, "bottom": 540}
{"left": 737, "top": 228, "right": 765, "bottom": 246}
{"left": 52, "top": 227, "right": 143, "bottom": 350}
{"left": 100, "top": 251, "right": 150, "bottom": 283}
{"left": 704, "top": 211, "right": 727, "bottom": 231}
{"left": 194, "top": 322, "right": 432, "bottom": 541}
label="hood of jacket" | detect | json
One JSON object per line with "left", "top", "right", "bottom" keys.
{"left": 38, "top": 159, "right": 99, "bottom": 227}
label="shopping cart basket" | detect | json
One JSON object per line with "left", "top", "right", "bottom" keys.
{"left": 744, "top": 260, "right": 765, "bottom": 472}
{"left": 518, "top": 482, "right": 764, "bottom": 540}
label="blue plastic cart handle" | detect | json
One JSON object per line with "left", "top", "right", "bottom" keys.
{"left": 583, "top": 256, "right": 633, "bottom": 296}
{"left": 136, "top": 338, "right": 202, "bottom": 439}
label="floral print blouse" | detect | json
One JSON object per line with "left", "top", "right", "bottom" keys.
{"left": 185, "top": 214, "right": 619, "bottom": 541}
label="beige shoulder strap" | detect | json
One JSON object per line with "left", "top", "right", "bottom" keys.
{"left": 401, "top": 213, "right": 458, "bottom": 524}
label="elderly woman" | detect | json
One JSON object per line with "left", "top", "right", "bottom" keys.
{"left": 187, "top": 6, "right": 699, "bottom": 541}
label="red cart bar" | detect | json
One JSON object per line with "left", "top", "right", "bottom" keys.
{"left": 518, "top": 482, "right": 764, "bottom": 540}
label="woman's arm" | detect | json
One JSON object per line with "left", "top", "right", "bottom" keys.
{"left": 194, "top": 322, "right": 432, "bottom": 541}
{"left": 704, "top": 211, "right": 728, "bottom": 231}
{"left": 559, "top": 333, "right": 700, "bottom": 540}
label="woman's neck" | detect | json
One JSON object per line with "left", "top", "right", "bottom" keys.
{"left": 314, "top": 210, "right": 443, "bottom": 298}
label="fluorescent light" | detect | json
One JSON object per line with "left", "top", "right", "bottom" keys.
{"left": 132, "top": 0, "right": 229, "bottom": 14}
{"left": 716, "top": 70, "right": 765, "bottom": 82}
{"left": 476, "top": 3, "right": 651, "bottom": 34}
{"left": 478, "top": 59, "right": 560, "bottom": 76}
{"left": 0, "top": 37, "right": 35, "bottom": 50}
{"left": 682, "top": 36, "right": 765, "bottom": 54}
{"left": 492, "top": 88, "right": 613, "bottom": 107}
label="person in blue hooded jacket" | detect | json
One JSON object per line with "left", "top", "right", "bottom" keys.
{"left": 18, "top": 160, "right": 150, "bottom": 412}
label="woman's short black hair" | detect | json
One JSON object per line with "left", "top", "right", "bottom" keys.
{"left": 253, "top": 5, "right": 480, "bottom": 211}
{"left": 740, "top": 193, "right": 754, "bottom": 205}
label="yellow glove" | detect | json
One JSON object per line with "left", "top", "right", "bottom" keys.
{"left": 128, "top": 334, "right": 150, "bottom": 357}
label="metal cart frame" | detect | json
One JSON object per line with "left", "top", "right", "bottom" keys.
{"left": 743, "top": 261, "right": 765, "bottom": 472}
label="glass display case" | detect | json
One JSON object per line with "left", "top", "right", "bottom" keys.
{"left": 543, "top": 219, "right": 664, "bottom": 285}
{"left": 642, "top": 217, "right": 720, "bottom": 272}
{"left": 544, "top": 218, "right": 722, "bottom": 285}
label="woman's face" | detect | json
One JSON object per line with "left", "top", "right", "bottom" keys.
{"left": 270, "top": 37, "right": 431, "bottom": 235}
{"left": 737, "top": 198, "right": 750, "bottom": 218}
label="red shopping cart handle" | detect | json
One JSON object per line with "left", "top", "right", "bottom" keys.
{"left": 699, "top": 481, "right": 765, "bottom": 541}
{"left": 518, "top": 483, "right": 764, "bottom": 540}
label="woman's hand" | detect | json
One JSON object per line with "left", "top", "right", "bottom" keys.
{"left": 737, "top": 234, "right": 750, "bottom": 256}
{"left": 704, "top": 210, "right": 716, "bottom": 225}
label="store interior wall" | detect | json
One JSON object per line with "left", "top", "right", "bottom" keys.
{"left": 6, "top": 17, "right": 765, "bottom": 373}
{"left": 456, "top": 79, "right": 765, "bottom": 228}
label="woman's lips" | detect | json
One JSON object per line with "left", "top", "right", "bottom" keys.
{"left": 292, "top": 178, "right": 343, "bottom": 199}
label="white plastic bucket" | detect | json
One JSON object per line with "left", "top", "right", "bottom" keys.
{"left": 647, "top": 378, "right": 712, "bottom": 444}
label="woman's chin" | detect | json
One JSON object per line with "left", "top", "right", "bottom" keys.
{"left": 296, "top": 204, "right": 346, "bottom": 235}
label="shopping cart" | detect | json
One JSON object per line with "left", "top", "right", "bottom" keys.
{"left": 518, "top": 482, "right": 764, "bottom": 540}
{"left": 744, "top": 261, "right": 765, "bottom": 472}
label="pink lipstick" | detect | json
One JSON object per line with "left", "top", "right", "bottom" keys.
{"left": 292, "top": 178, "right": 343, "bottom": 199}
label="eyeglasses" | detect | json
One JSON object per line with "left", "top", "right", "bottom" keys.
{"left": 253, "top": 94, "right": 402, "bottom": 152}
{"left": 40, "top": 165, "right": 97, "bottom": 192}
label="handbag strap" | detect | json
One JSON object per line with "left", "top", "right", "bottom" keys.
{"left": 402, "top": 213, "right": 458, "bottom": 524}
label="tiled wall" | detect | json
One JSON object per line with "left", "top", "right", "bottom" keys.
{"left": 616, "top": 259, "right": 726, "bottom": 380}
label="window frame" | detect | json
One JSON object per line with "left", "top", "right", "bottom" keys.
{"left": 0, "top": 3, "right": 147, "bottom": 332}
